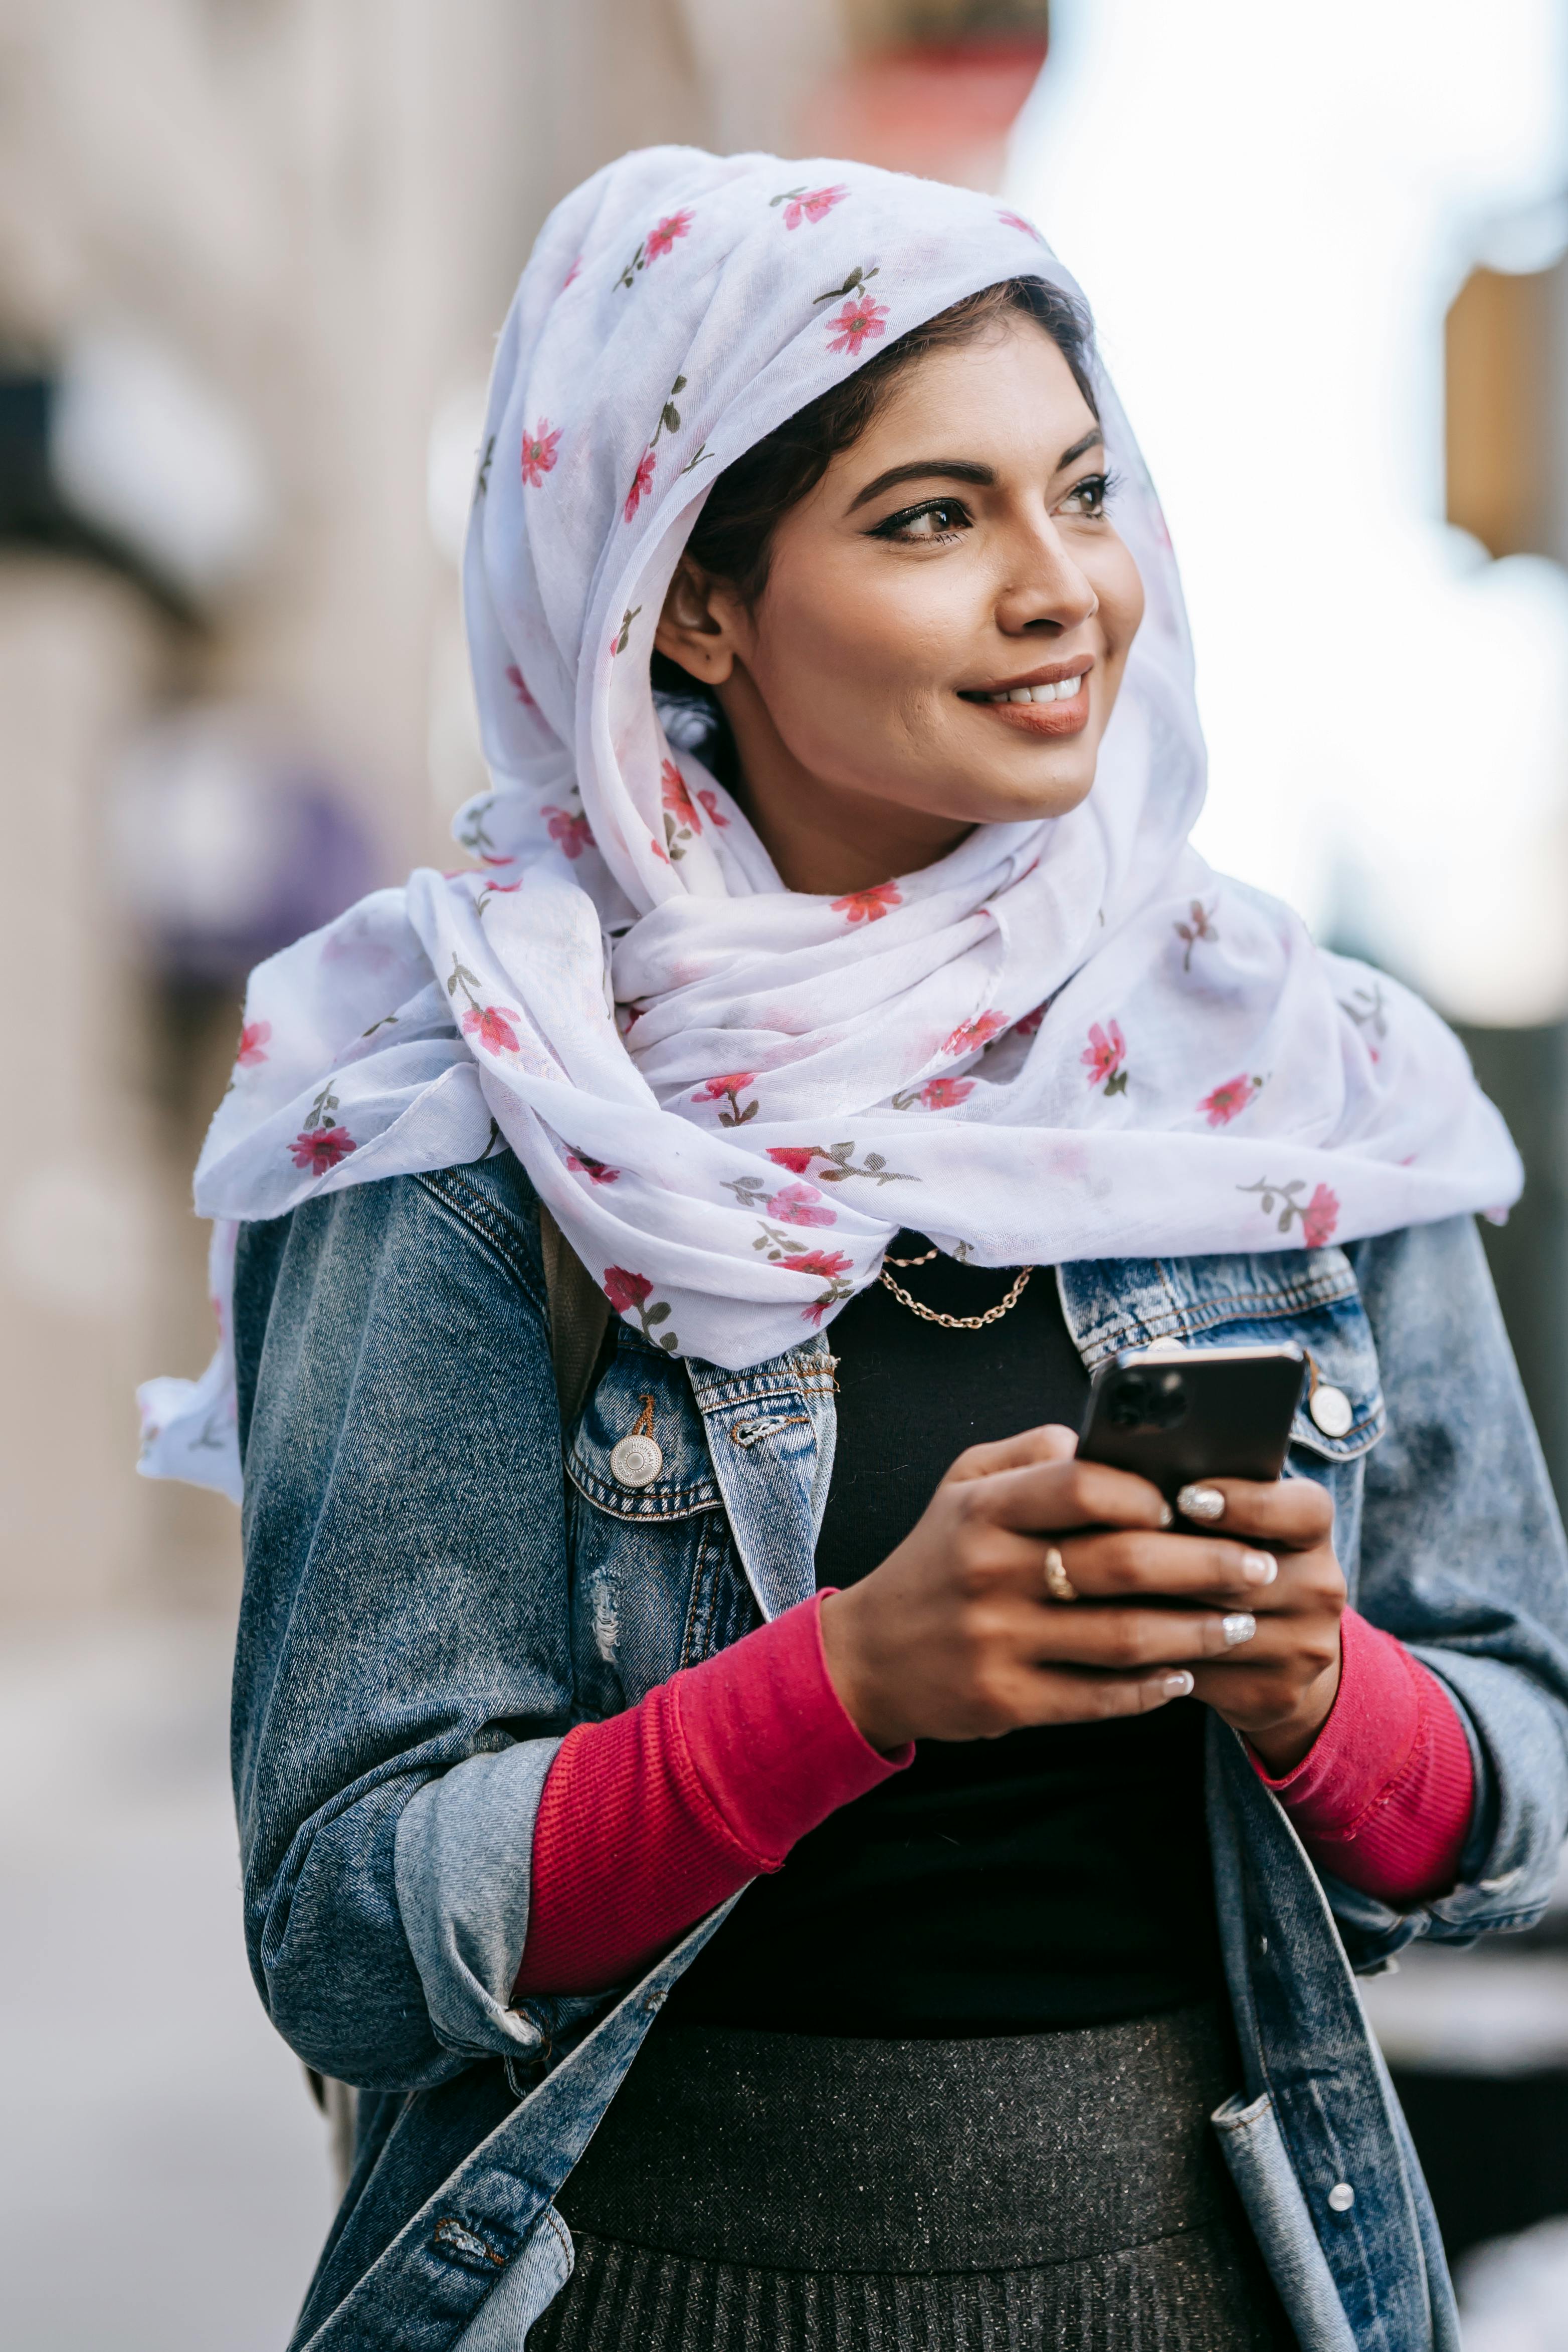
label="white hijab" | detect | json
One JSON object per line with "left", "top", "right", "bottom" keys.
{"left": 139, "top": 146, "right": 1519, "bottom": 1500}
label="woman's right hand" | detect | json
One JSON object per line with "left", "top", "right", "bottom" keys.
{"left": 818, "top": 1424, "right": 1277, "bottom": 1750}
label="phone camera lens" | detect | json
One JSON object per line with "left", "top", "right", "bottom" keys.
{"left": 1108, "top": 1367, "right": 1188, "bottom": 1431}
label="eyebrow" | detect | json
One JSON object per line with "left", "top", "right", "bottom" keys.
{"left": 847, "top": 428, "right": 1106, "bottom": 515}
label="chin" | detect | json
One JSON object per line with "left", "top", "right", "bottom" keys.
{"left": 965, "top": 760, "right": 1097, "bottom": 825}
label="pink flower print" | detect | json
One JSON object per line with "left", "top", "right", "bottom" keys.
{"left": 624, "top": 448, "right": 656, "bottom": 523}
{"left": 827, "top": 295, "right": 889, "bottom": 356}
{"left": 462, "top": 1003, "right": 521, "bottom": 1056}
{"left": 289, "top": 1083, "right": 355, "bottom": 1173}
{"left": 1301, "top": 1185, "right": 1339, "bottom": 1249}
{"left": 1175, "top": 898, "right": 1219, "bottom": 971}
{"left": 520, "top": 419, "right": 561, "bottom": 488}
{"left": 504, "top": 664, "right": 537, "bottom": 711}
{"left": 236, "top": 1019, "right": 271, "bottom": 1068}
{"left": 290, "top": 1124, "right": 356, "bottom": 1174}
{"left": 696, "top": 788, "right": 728, "bottom": 828}
{"left": 645, "top": 209, "right": 693, "bottom": 261}
{"left": 603, "top": 1266, "right": 652, "bottom": 1314}
{"left": 1081, "top": 1020, "right": 1129, "bottom": 1095}
{"left": 603, "top": 1264, "right": 680, "bottom": 1350}
{"left": 661, "top": 759, "right": 700, "bottom": 827}
{"left": 996, "top": 209, "right": 1045, "bottom": 243}
{"left": 660, "top": 756, "right": 703, "bottom": 860}
{"left": 782, "top": 184, "right": 848, "bottom": 230}
{"left": 944, "top": 1011, "right": 1011, "bottom": 1057}
{"left": 891, "top": 1070, "right": 979, "bottom": 1110}
{"left": 753, "top": 1140, "right": 913, "bottom": 1187}
{"left": 475, "top": 878, "right": 522, "bottom": 921}
{"left": 1238, "top": 1175, "right": 1340, "bottom": 1248}
{"left": 779, "top": 1244, "right": 856, "bottom": 1324}
{"left": 766, "top": 1183, "right": 836, "bottom": 1228}
{"left": 1014, "top": 1002, "right": 1048, "bottom": 1039}
{"left": 832, "top": 882, "right": 901, "bottom": 924}
{"left": 779, "top": 1247, "right": 854, "bottom": 1280}
{"left": 1201, "top": 1073, "right": 1261, "bottom": 1127}
{"left": 695, "top": 1072, "right": 758, "bottom": 1127}
{"left": 562, "top": 256, "right": 582, "bottom": 289}
{"left": 566, "top": 1151, "right": 619, "bottom": 1185}
{"left": 544, "top": 805, "right": 593, "bottom": 860}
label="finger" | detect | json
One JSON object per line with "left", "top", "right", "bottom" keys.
{"left": 1019, "top": 1665, "right": 1198, "bottom": 1725}
{"left": 1025, "top": 1601, "right": 1260, "bottom": 1670}
{"left": 1174, "top": 1474, "right": 1333, "bottom": 1548}
{"left": 1055, "top": 1528, "right": 1280, "bottom": 1604}
{"left": 982, "top": 1455, "right": 1172, "bottom": 1537}
{"left": 943, "top": 1423, "right": 1079, "bottom": 1487}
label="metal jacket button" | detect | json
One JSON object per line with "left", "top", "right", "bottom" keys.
{"left": 1327, "top": 2182, "right": 1355, "bottom": 2213}
{"left": 611, "top": 1433, "right": 663, "bottom": 1487}
{"left": 1309, "top": 1384, "right": 1353, "bottom": 1438}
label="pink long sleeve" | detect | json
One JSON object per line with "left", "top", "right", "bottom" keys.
{"left": 514, "top": 1591, "right": 910, "bottom": 1997}
{"left": 1253, "top": 1606, "right": 1474, "bottom": 1904}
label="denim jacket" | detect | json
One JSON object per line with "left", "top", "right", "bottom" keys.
{"left": 231, "top": 1149, "right": 1568, "bottom": 2352}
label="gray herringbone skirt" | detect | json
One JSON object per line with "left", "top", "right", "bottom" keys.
{"left": 530, "top": 2003, "right": 1295, "bottom": 2351}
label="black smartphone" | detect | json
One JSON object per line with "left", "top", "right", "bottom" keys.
{"left": 1076, "top": 1343, "right": 1306, "bottom": 1498}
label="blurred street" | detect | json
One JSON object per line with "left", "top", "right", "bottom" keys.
{"left": 0, "top": 1610, "right": 325, "bottom": 2351}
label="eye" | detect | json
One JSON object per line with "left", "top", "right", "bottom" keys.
{"left": 1059, "top": 471, "right": 1113, "bottom": 520}
{"left": 871, "top": 497, "right": 972, "bottom": 545}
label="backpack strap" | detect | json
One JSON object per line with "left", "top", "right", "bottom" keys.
{"left": 537, "top": 1201, "right": 612, "bottom": 1431}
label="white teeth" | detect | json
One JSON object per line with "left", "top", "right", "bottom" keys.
{"left": 987, "top": 676, "right": 1085, "bottom": 705}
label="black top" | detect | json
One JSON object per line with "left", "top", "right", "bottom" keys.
{"left": 665, "top": 1235, "right": 1225, "bottom": 2037}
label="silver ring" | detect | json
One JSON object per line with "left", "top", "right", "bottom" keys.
{"left": 1043, "top": 1545, "right": 1079, "bottom": 1603}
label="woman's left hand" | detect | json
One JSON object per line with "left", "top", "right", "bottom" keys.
{"left": 1172, "top": 1475, "right": 1345, "bottom": 1773}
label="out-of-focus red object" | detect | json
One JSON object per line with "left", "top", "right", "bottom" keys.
{"left": 798, "top": 35, "right": 1048, "bottom": 193}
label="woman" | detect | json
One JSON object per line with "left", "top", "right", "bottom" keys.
{"left": 143, "top": 149, "right": 1568, "bottom": 2350}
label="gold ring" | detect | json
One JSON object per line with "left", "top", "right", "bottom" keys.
{"left": 1043, "top": 1545, "right": 1079, "bottom": 1603}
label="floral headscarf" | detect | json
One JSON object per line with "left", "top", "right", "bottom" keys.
{"left": 139, "top": 145, "right": 1519, "bottom": 1499}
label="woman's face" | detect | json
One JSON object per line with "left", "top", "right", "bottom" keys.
{"left": 655, "top": 315, "right": 1145, "bottom": 893}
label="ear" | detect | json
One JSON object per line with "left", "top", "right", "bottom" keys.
{"left": 654, "top": 557, "right": 743, "bottom": 685}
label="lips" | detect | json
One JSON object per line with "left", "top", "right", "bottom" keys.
{"left": 967, "top": 674, "right": 1090, "bottom": 737}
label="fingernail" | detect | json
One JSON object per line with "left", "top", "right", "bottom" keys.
{"left": 1162, "top": 1670, "right": 1195, "bottom": 1696}
{"left": 1157, "top": 1501, "right": 1174, "bottom": 1529}
{"left": 1222, "top": 1612, "right": 1257, "bottom": 1646}
{"left": 1178, "top": 1483, "right": 1225, "bottom": 1523}
{"left": 1242, "top": 1551, "right": 1278, "bottom": 1586}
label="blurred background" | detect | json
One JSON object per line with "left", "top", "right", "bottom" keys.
{"left": 3, "top": 1, "right": 1567, "bottom": 2344}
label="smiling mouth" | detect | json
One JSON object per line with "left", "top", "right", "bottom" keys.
{"left": 974, "top": 672, "right": 1085, "bottom": 706}
{"left": 959, "top": 669, "right": 1091, "bottom": 737}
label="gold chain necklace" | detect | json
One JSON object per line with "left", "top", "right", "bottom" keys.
{"left": 878, "top": 1245, "right": 1037, "bottom": 1331}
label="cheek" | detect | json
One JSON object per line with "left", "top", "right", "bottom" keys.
{"left": 751, "top": 561, "right": 954, "bottom": 750}
{"left": 1094, "top": 541, "right": 1145, "bottom": 661}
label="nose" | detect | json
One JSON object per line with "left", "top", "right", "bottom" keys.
{"left": 994, "top": 515, "right": 1098, "bottom": 639}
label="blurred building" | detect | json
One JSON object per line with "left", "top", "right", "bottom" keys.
{"left": 0, "top": 0, "right": 1048, "bottom": 1618}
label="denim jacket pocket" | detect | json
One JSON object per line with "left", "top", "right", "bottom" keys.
{"left": 1277, "top": 1264, "right": 1386, "bottom": 1469}
{"left": 567, "top": 1333, "right": 719, "bottom": 1522}
{"left": 1061, "top": 1246, "right": 1386, "bottom": 1470}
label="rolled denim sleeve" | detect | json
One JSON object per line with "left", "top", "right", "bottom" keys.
{"left": 1339, "top": 1214, "right": 1568, "bottom": 1963}
{"left": 394, "top": 1739, "right": 561, "bottom": 2062}
{"left": 232, "top": 1155, "right": 574, "bottom": 2090}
